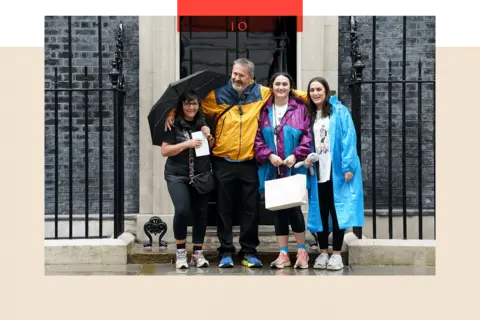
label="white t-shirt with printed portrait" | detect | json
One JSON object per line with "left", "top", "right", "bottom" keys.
{"left": 313, "top": 109, "right": 331, "bottom": 183}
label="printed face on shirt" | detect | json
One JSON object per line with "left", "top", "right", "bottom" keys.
{"left": 309, "top": 81, "right": 326, "bottom": 107}
{"left": 320, "top": 125, "right": 327, "bottom": 138}
{"left": 231, "top": 63, "right": 252, "bottom": 93}
{"left": 272, "top": 75, "right": 291, "bottom": 100}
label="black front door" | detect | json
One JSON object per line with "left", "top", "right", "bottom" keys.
{"left": 179, "top": 16, "right": 297, "bottom": 225}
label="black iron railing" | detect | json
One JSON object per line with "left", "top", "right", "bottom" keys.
{"left": 349, "top": 16, "right": 436, "bottom": 240}
{"left": 44, "top": 20, "right": 126, "bottom": 239}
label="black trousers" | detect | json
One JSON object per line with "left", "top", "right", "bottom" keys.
{"left": 213, "top": 157, "right": 260, "bottom": 257}
{"left": 316, "top": 179, "right": 345, "bottom": 251}
{"left": 166, "top": 180, "right": 209, "bottom": 244}
{"left": 273, "top": 206, "right": 306, "bottom": 236}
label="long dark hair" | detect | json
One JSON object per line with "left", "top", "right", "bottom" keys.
{"left": 268, "top": 71, "right": 296, "bottom": 103}
{"left": 306, "top": 77, "right": 332, "bottom": 123}
{"left": 174, "top": 90, "right": 205, "bottom": 129}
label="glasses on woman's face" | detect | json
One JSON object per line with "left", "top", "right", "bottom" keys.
{"left": 183, "top": 101, "right": 199, "bottom": 109}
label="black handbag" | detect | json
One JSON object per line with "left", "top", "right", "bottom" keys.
{"left": 185, "top": 130, "right": 215, "bottom": 195}
{"left": 189, "top": 168, "right": 215, "bottom": 195}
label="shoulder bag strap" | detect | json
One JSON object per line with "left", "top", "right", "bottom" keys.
{"left": 182, "top": 129, "right": 195, "bottom": 184}
{"left": 213, "top": 93, "right": 250, "bottom": 139}
{"left": 272, "top": 104, "right": 281, "bottom": 177}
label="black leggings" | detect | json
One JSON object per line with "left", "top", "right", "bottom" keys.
{"left": 273, "top": 206, "right": 306, "bottom": 236}
{"left": 166, "top": 180, "right": 209, "bottom": 244}
{"left": 316, "top": 179, "right": 345, "bottom": 251}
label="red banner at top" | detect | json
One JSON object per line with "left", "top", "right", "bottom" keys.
{"left": 177, "top": 0, "right": 303, "bottom": 31}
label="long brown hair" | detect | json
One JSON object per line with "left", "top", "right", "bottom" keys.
{"left": 306, "top": 77, "right": 332, "bottom": 123}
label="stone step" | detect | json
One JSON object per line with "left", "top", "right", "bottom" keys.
{"left": 131, "top": 228, "right": 358, "bottom": 266}
{"left": 127, "top": 242, "right": 348, "bottom": 266}
{"left": 136, "top": 226, "right": 344, "bottom": 249}
{"left": 152, "top": 226, "right": 320, "bottom": 244}
{"left": 348, "top": 239, "right": 435, "bottom": 266}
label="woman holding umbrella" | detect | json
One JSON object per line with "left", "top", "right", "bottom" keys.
{"left": 161, "top": 90, "right": 216, "bottom": 269}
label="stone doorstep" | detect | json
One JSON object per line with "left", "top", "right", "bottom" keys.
{"left": 348, "top": 239, "right": 436, "bottom": 267}
{"left": 127, "top": 242, "right": 349, "bottom": 266}
{"left": 136, "top": 214, "right": 323, "bottom": 244}
{"left": 136, "top": 223, "right": 356, "bottom": 245}
{"left": 128, "top": 234, "right": 437, "bottom": 267}
{"left": 44, "top": 232, "right": 136, "bottom": 265}
{"left": 128, "top": 232, "right": 359, "bottom": 265}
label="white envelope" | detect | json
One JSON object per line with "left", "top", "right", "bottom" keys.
{"left": 264, "top": 173, "right": 308, "bottom": 211}
{"left": 191, "top": 131, "right": 210, "bottom": 157}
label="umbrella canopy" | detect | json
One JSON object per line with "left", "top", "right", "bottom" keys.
{"left": 148, "top": 69, "right": 229, "bottom": 146}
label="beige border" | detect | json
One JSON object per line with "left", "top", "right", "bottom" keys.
{"left": 5, "top": 46, "right": 479, "bottom": 318}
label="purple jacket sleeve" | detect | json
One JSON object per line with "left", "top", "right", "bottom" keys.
{"left": 254, "top": 115, "right": 274, "bottom": 164}
{"left": 292, "top": 109, "right": 312, "bottom": 161}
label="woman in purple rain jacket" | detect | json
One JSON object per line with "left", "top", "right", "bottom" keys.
{"left": 254, "top": 72, "right": 312, "bottom": 269}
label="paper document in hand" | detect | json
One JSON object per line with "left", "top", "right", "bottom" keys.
{"left": 191, "top": 131, "right": 210, "bottom": 157}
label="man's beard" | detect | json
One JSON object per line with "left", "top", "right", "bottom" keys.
{"left": 231, "top": 80, "right": 246, "bottom": 92}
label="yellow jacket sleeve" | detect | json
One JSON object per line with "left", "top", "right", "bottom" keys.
{"left": 201, "top": 89, "right": 220, "bottom": 119}
{"left": 292, "top": 89, "right": 309, "bottom": 104}
{"left": 259, "top": 85, "right": 272, "bottom": 102}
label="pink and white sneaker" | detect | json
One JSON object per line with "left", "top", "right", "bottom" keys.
{"left": 270, "top": 251, "right": 291, "bottom": 269}
{"left": 190, "top": 250, "right": 210, "bottom": 268}
{"left": 294, "top": 248, "right": 310, "bottom": 269}
{"left": 175, "top": 249, "right": 189, "bottom": 269}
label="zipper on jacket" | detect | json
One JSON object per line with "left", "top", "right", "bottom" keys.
{"left": 236, "top": 105, "right": 243, "bottom": 160}
{"left": 217, "top": 116, "right": 227, "bottom": 144}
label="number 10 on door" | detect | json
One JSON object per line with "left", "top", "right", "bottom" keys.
{"left": 231, "top": 20, "right": 248, "bottom": 32}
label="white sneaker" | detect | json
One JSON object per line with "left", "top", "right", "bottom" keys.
{"left": 326, "top": 254, "right": 344, "bottom": 271}
{"left": 313, "top": 253, "right": 329, "bottom": 269}
{"left": 176, "top": 249, "right": 189, "bottom": 269}
{"left": 190, "top": 250, "right": 210, "bottom": 268}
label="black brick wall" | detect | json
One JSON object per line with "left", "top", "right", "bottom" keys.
{"left": 44, "top": 16, "right": 139, "bottom": 218}
{"left": 338, "top": 16, "right": 435, "bottom": 214}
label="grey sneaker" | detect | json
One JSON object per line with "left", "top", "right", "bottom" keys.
{"left": 313, "top": 253, "right": 329, "bottom": 269}
{"left": 191, "top": 250, "right": 210, "bottom": 268}
{"left": 326, "top": 254, "right": 344, "bottom": 270}
{"left": 176, "top": 249, "right": 189, "bottom": 269}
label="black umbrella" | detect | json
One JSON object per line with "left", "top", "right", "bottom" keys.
{"left": 148, "top": 69, "right": 229, "bottom": 146}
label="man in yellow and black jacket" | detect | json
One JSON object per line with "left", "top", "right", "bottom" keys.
{"left": 166, "top": 58, "right": 308, "bottom": 268}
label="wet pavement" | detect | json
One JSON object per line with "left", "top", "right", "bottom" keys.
{"left": 45, "top": 264, "right": 435, "bottom": 276}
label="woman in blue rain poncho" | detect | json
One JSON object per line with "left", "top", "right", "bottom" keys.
{"left": 303, "top": 77, "right": 364, "bottom": 271}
